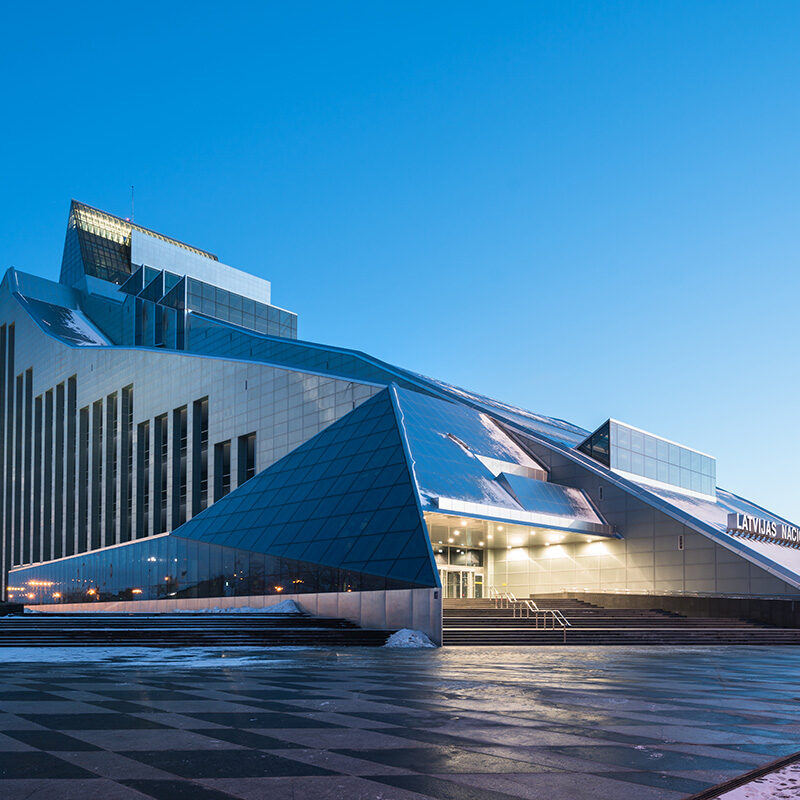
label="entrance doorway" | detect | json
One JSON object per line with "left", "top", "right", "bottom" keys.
{"left": 439, "top": 567, "right": 484, "bottom": 599}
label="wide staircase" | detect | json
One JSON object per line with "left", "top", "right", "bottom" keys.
{"left": 0, "top": 611, "right": 393, "bottom": 647}
{"left": 443, "top": 595, "right": 800, "bottom": 646}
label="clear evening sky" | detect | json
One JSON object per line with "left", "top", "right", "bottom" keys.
{"left": 1, "top": 2, "right": 798, "bottom": 520}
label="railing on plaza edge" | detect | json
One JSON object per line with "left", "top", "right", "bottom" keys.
{"left": 488, "top": 586, "right": 571, "bottom": 642}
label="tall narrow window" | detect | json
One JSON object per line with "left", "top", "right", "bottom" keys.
{"left": 192, "top": 398, "right": 208, "bottom": 515}
{"left": 105, "top": 392, "right": 117, "bottom": 547}
{"left": 32, "top": 395, "right": 42, "bottom": 564}
{"left": 4, "top": 326, "right": 13, "bottom": 570}
{"left": 237, "top": 432, "right": 256, "bottom": 486}
{"left": 172, "top": 406, "right": 187, "bottom": 527}
{"left": 65, "top": 377, "right": 76, "bottom": 556}
{"left": 43, "top": 390, "right": 53, "bottom": 563}
{"left": 136, "top": 421, "right": 150, "bottom": 538}
{"left": 121, "top": 386, "right": 133, "bottom": 542}
{"left": 55, "top": 383, "right": 65, "bottom": 558}
{"left": 78, "top": 407, "right": 89, "bottom": 553}
{"left": 13, "top": 374, "right": 22, "bottom": 566}
{"left": 23, "top": 369, "right": 32, "bottom": 564}
{"left": 90, "top": 399, "right": 103, "bottom": 550}
{"left": 0, "top": 326, "right": 5, "bottom": 589}
{"left": 214, "top": 440, "right": 231, "bottom": 501}
{"left": 154, "top": 414, "right": 168, "bottom": 533}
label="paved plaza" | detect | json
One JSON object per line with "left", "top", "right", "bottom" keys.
{"left": 0, "top": 645, "right": 797, "bottom": 800}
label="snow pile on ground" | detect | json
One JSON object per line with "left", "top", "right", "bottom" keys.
{"left": 176, "top": 599, "right": 303, "bottom": 614}
{"left": 263, "top": 599, "right": 303, "bottom": 614}
{"left": 384, "top": 629, "right": 436, "bottom": 648}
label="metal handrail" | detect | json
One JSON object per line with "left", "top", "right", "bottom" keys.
{"left": 488, "top": 586, "right": 570, "bottom": 641}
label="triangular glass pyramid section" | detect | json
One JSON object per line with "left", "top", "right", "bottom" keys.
{"left": 172, "top": 388, "right": 437, "bottom": 587}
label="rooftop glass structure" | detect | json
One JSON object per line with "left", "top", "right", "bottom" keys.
{"left": 579, "top": 419, "right": 716, "bottom": 498}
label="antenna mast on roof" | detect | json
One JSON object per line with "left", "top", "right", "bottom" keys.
{"left": 131, "top": 185, "right": 135, "bottom": 222}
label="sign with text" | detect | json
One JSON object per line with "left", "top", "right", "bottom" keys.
{"left": 727, "top": 512, "right": 800, "bottom": 547}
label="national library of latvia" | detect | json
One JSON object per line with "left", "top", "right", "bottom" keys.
{"left": 2, "top": 201, "right": 798, "bottom": 643}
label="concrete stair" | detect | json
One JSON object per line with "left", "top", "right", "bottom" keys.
{"left": 0, "top": 612, "right": 393, "bottom": 647}
{"left": 443, "top": 597, "right": 800, "bottom": 646}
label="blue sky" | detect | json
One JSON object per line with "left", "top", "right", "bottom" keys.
{"left": 1, "top": 2, "right": 799, "bottom": 520}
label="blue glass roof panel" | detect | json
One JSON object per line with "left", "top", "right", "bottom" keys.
{"left": 496, "top": 473, "right": 604, "bottom": 523}
{"left": 392, "top": 386, "right": 533, "bottom": 511}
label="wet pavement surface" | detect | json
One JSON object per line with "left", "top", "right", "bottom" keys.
{"left": 0, "top": 645, "right": 797, "bottom": 799}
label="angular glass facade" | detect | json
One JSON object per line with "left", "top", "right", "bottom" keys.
{"left": 170, "top": 389, "right": 437, "bottom": 588}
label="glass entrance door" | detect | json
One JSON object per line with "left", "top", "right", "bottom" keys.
{"left": 439, "top": 568, "right": 484, "bottom": 599}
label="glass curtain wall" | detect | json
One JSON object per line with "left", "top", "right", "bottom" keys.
{"left": 8, "top": 534, "right": 419, "bottom": 605}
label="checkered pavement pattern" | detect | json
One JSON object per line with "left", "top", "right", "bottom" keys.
{"left": 0, "top": 645, "right": 798, "bottom": 799}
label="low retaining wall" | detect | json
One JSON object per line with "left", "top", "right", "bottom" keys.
{"left": 538, "top": 591, "right": 800, "bottom": 628}
{"left": 27, "top": 587, "right": 443, "bottom": 645}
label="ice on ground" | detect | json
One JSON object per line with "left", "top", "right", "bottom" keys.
{"left": 384, "top": 629, "right": 436, "bottom": 648}
{"left": 717, "top": 762, "right": 800, "bottom": 799}
{"left": 0, "top": 646, "right": 315, "bottom": 666}
{"left": 176, "top": 599, "right": 303, "bottom": 614}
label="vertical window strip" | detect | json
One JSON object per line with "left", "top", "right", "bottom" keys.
{"left": 13, "top": 375, "right": 22, "bottom": 567}
{"left": 3, "top": 326, "right": 12, "bottom": 571}
{"left": 43, "top": 390, "right": 53, "bottom": 563}
{"left": 154, "top": 415, "right": 168, "bottom": 534}
{"left": 237, "top": 432, "right": 256, "bottom": 486}
{"left": 65, "top": 377, "right": 76, "bottom": 557}
{"left": 105, "top": 392, "right": 118, "bottom": 547}
{"left": 214, "top": 440, "right": 231, "bottom": 501}
{"left": 192, "top": 398, "right": 209, "bottom": 516}
{"left": 0, "top": 325, "right": 6, "bottom": 590}
{"left": 78, "top": 407, "right": 89, "bottom": 553}
{"left": 55, "top": 384, "right": 65, "bottom": 558}
{"left": 91, "top": 400, "right": 103, "bottom": 550}
{"left": 33, "top": 395, "right": 42, "bottom": 564}
{"left": 121, "top": 386, "right": 133, "bottom": 542}
{"left": 23, "top": 369, "right": 32, "bottom": 564}
{"left": 136, "top": 420, "right": 150, "bottom": 538}
{"left": 172, "top": 407, "right": 188, "bottom": 527}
